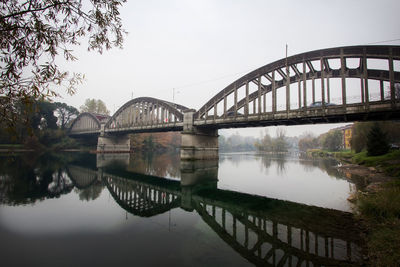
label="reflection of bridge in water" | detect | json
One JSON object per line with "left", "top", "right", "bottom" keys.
{"left": 67, "top": 156, "right": 363, "bottom": 266}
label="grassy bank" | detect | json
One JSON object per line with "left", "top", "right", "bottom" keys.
{"left": 308, "top": 149, "right": 400, "bottom": 265}
{"left": 351, "top": 151, "right": 400, "bottom": 266}
{"left": 306, "top": 148, "right": 351, "bottom": 159}
{"left": 307, "top": 149, "right": 400, "bottom": 178}
{"left": 357, "top": 180, "right": 400, "bottom": 266}
{"left": 351, "top": 150, "right": 400, "bottom": 178}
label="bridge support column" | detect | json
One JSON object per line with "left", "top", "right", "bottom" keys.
{"left": 181, "top": 109, "right": 219, "bottom": 160}
{"left": 180, "top": 160, "right": 218, "bottom": 211}
{"left": 97, "top": 134, "right": 131, "bottom": 153}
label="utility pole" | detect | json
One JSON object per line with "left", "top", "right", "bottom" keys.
{"left": 285, "top": 43, "right": 290, "bottom": 112}
{"left": 286, "top": 44, "right": 288, "bottom": 63}
{"left": 173, "top": 88, "right": 180, "bottom": 104}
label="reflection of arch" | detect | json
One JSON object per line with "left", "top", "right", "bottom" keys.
{"left": 196, "top": 45, "right": 400, "bottom": 119}
{"left": 105, "top": 97, "right": 188, "bottom": 130}
{"left": 192, "top": 195, "right": 361, "bottom": 266}
{"left": 103, "top": 174, "right": 181, "bottom": 217}
{"left": 69, "top": 112, "right": 106, "bottom": 134}
{"left": 96, "top": 168, "right": 362, "bottom": 265}
{"left": 67, "top": 165, "right": 98, "bottom": 189}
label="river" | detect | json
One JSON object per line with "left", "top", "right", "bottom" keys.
{"left": 0, "top": 151, "right": 365, "bottom": 266}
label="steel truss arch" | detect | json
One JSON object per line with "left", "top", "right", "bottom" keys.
{"left": 103, "top": 174, "right": 181, "bottom": 217}
{"left": 195, "top": 45, "right": 400, "bottom": 119}
{"left": 104, "top": 97, "right": 188, "bottom": 130}
{"left": 69, "top": 112, "right": 102, "bottom": 134}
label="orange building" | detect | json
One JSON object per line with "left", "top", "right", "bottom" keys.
{"left": 330, "top": 124, "right": 353, "bottom": 150}
{"left": 343, "top": 125, "right": 353, "bottom": 149}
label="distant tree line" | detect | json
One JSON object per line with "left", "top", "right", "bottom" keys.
{"left": 298, "top": 130, "right": 344, "bottom": 152}
{"left": 254, "top": 128, "right": 290, "bottom": 152}
{"left": 219, "top": 133, "right": 258, "bottom": 152}
{"left": 219, "top": 129, "right": 297, "bottom": 153}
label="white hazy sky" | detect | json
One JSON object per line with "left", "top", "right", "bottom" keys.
{"left": 56, "top": 0, "right": 400, "bottom": 137}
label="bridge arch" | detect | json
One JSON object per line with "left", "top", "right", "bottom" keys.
{"left": 69, "top": 112, "right": 106, "bottom": 135}
{"left": 105, "top": 97, "right": 189, "bottom": 131}
{"left": 67, "top": 165, "right": 99, "bottom": 189}
{"left": 103, "top": 174, "right": 181, "bottom": 217}
{"left": 196, "top": 45, "right": 400, "bottom": 120}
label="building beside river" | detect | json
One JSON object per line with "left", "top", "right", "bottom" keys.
{"left": 332, "top": 124, "right": 353, "bottom": 150}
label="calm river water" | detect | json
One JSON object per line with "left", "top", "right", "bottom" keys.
{"left": 0, "top": 151, "right": 365, "bottom": 266}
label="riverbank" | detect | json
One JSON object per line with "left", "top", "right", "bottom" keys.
{"left": 309, "top": 149, "right": 400, "bottom": 266}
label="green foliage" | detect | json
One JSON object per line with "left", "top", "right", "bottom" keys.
{"left": 351, "top": 150, "right": 400, "bottom": 177}
{"left": 9, "top": 99, "right": 59, "bottom": 142}
{"left": 273, "top": 128, "right": 288, "bottom": 152}
{"left": 38, "top": 101, "right": 58, "bottom": 130}
{"left": 351, "top": 122, "right": 374, "bottom": 153}
{"left": 0, "top": 99, "right": 80, "bottom": 150}
{"left": 255, "top": 131, "right": 273, "bottom": 152}
{"left": 54, "top": 102, "right": 79, "bottom": 129}
{"left": 367, "top": 123, "right": 390, "bottom": 156}
{"left": 0, "top": 0, "right": 125, "bottom": 130}
{"left": 320, "top": 130, "right": 343, "bottom": 151}
{"left": 80, "top": 98, "right": 110, "bottom": 115}
{"left": 358, "top": 182, "right": 400, "bottom": 221}
{"left": 298, "top": 133, "right": 319, "bottom": 151}
{"left": 367, "top": 225, "right": 400, "bottom": 267}
{"left": 351, "top": 121, "right": 400, "bottom": 153}
{"left": 38, "top": 129, "right": 77, "bottom": 149}
{"left": 255, "top": 128, "right": 289, "bottom": 152}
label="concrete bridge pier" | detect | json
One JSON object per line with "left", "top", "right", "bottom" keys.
{"left": 181, "top": 109, "right": 219, "bottom": 160}
{"left": 180, "top": 160, "right": 218, "bottom": 211}
{"left": 96, "top": 124, "right": 131, "bottom": 153}
{"left": 97, "top": 134, "right": 131, "bottom": 153}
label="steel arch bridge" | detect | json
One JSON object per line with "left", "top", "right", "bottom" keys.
{"left": 195, "top": 45, "right": 400, "bottom": 127}
{"left": 68, "top": 45, "right": 400, "bottom": 157}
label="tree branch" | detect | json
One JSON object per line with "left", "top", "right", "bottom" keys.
{"left": 0, "top": 2, "right": 69, "bottom": 20}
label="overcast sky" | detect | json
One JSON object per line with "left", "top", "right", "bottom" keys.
{"left": 56, "top": 0, "right": 400, "bottom": 137}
